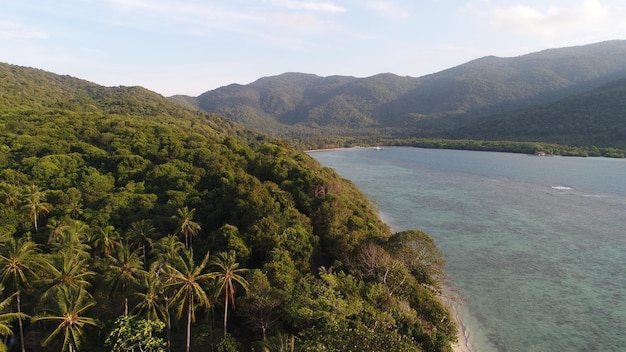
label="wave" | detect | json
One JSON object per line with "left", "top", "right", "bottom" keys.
{"left": 551, "top": 186, "right": 573, "bottom": 190}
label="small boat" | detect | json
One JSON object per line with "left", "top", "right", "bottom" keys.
{"left": 372, "top": 146, "right": 383, "bottom": 150}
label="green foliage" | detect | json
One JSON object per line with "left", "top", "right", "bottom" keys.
{"left": 105, "top": 315, "right": 166, "bottom": 352}
{"left": 186, "top": 42, "right": 626, "bottom": 154}
{"left": 0, "top": 62, "right": 455, "bottom": 352}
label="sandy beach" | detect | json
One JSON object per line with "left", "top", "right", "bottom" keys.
{"left": 450, "top": 303, "right": 473, "bottom": 352}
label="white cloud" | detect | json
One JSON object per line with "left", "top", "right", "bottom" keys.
{"left": 485, "top": 0, "right": 623, "bottom": 36}
{"left": 0, "top": 21, "right": 48, "bottom": 40}
{"left": 365, "top": 1, "right": 410, "bottom": 20}
{"left": 269, "top": 0, "right": 347, "bottom": 13}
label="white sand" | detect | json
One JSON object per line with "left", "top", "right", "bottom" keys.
{"left": 450, "top": 303, "right": 473, "bottom": 352}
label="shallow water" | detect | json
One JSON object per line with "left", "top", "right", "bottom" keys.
{"left": 311, "top": 147, "right": 626, "bottom": 352}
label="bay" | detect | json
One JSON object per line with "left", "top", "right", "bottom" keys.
{"left": 311, "top": 147, "right": 626, "bottom": 352}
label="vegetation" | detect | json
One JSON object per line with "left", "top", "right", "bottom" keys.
{"left": 0, "top": 62, "right": 455, "bottom": 351}
{"left": 184, "top": 41, "right": 626, "bottom": 155}
{"left": 292, "top": 136, "right": 626, "bottom": 158}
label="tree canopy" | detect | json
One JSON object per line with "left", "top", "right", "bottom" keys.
{"left": 0, "top": 62, "right": 456, "bottom": 351}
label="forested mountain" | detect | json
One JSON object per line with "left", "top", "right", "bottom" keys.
{"left": 448, "top": 78, "right": 626, "bottom": 147}
{"left": 183, "top": 40, "right": 626, "bottom": 144}
{"left": 0, "top": 62, "right": 455, "bottom": 351}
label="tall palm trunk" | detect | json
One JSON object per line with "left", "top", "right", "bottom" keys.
{"left": 186, "top": 301, "right": 192, "bottom": 352}
{"left": 223, "top": 293, "right": 229, "bottom": 337}
{"left": 17, "top": 292, "right": 25, "bottom": 352}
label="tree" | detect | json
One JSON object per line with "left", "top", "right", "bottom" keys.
{"left": 132, "top": 273, "right": 168, "bottom": 322}
{"left": 129, "top": 219, "right": 156, "bottom": 270}
{"left": 209, "top": 251, "right": 249, "bottom": 337}
{"left": 239, "top": 270, "right": 282, "bottom": 341}
{"left": 164, "top": 249, "right": 212, "bottom": 352}
{"left": 32, "top": 286, "right": 100, "bottom": 352}
{"left": 49, "top": 219, "right": 91, "bottom": 259}
{"left": 21, "top": 184, "right": 52, "bottom": 231}
{"left": 385, "top": 230, "right": 446, "bottom": 289}
{"left": 39, "top": 248, "right": 95, "bottom": 305}
{"left": 107, "top": 243, "right": 146, "bottom": 315}
{"left": 0, "top": 183, "right": 21, "bottom": 208}
{"left": 132, "top": 274, "right": 172, "bottom": 352}
{"left": 0, "top": 237, "right": 42, "bottom": 352}
{"left": 105, "top": 315, "right": 166, "bottom": 352}
{"left": 92, "top": 225, "right": 122, "bottom": 258}
{"left": 0, "top": 285, "right": 29, "bottom": 351}
{"left": 172, "top": 207, "right": 201, "bottom": 250}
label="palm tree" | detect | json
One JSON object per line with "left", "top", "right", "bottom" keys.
{"left": 21, "top": 184, "right": 52, "bottom": 231}
{"left": 107, "top": 243, "right": 146, "bottom": 315}
{"left": 132, "top": 273, "right": 167, "bottom": 322}
{"left": 209, "top": 251, "right": 249, "bottom": 337}
{"left": 152, "top": 235, "right": 185, "bottom": 273}
{"left": 38, "top": 249, "right": 95, "bottom": 305}
{"left": 128, "top": 220, "right": 156, "bottom": 270}
{"left": 164, "top": 249, "right": 212, "bottom": 352}
{"left": 0, "top": 237, "right": 42, "bottom": 352}
{"left": 172, "top": 207, "right": 201, "bottom": 250}
{"left": 132, "top": 273, "right": 171, "bottom": 352}
{"left": 32, "top": 286, "right": 100, "bottom": 352}
{"left": 0, "top": 183, "right": 21, "bottom": 208}
{"left": 0, "top": 285, "right": 29, "bottom": 350}
{"left": 92, "top": 225, "right": 122, "bottom": 258}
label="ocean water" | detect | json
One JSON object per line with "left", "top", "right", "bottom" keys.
{"left": 311, "top": 147, "right": 626, "bottom": 352}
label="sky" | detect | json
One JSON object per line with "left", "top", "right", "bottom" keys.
{"left": 1, "top": 0, "right": 625, "bottom": 96}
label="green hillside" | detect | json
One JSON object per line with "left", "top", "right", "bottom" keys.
{"left": 448, "top": 78, "right": 626, "bottom": 148}
{"left": 184, "top": 40, "right": 626, "bottom": 146}
{"left": 0, "top": 63, "right": 455, "bottom": 351}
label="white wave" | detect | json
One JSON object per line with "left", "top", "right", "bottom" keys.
{"left": 551, "top": 186, "right": 573, "bottom": 190}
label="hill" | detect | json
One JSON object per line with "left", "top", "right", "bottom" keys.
{"left": 183, "top": 40, "right": 626, "bottom": 144}
{"left": 448, "top": 78, "right": 626, "bottom": 148}
{"left": 0, "top": 62, "right": 455, "bottom": 351}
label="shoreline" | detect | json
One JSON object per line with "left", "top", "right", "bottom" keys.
{"left": 450, "top": 302, "right": 473, "bottom": 352}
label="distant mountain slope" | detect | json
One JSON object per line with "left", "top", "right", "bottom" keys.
{"left": 184, "top": 40, "right": 626, "bottom": 140}
{"left": 448, "top": 78, "right": 626, "bottom": 147}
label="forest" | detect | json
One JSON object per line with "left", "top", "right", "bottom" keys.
{"left": 184, "top": 41, "right": 626, "bottom": 155}
{"left": 0, "top": 63, "right": 456, "bottom": 351}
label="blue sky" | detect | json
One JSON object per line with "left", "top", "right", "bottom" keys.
{"left": 1, "top": 0, "right": 625, "bottom": 96}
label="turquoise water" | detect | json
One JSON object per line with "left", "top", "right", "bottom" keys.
{"left": 311, "top": 147, "right": 626, "bottom": 352}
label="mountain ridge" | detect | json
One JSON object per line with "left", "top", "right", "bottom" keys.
{"left": 181, "top": 40, "right": 626, "bottom": 143}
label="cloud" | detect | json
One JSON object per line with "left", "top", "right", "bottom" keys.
{"left": 0, "top": 21, "right": 48, "bottom": 40}
{"left": 484, "top": 0, "right": 624, "bottom": 36}
{"left": 269, "top": 0, "right": 347, "bottom": 13}
{"left": 364, "top": 1, "right": 410, "bottom": 20}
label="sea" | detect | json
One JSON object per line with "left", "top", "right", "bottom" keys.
{"left": 310, "top": 147, "right": 626, "bottom": 352}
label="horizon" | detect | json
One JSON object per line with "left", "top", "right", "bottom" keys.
{"left": 2, "top": 1, "right": 625, "bottom": 96}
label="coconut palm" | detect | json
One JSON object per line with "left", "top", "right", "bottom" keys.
{"left": 164, "top": 249, "right": 212, "bottom": 352}
{"left": 152, "top": 235, "right": 185, "bottom": 272}
{"left": 172, "top": 207, "right": 201, "bottom": 250}
{"left": 107, "top": 243, "right": 146, "bottom": 315}
{"left": 128, "top": 219, "right": 156, "bottom": 270}
{"left": 209, "top": 251, "right": 249, "bottom": 337}
{"left": 21, "top": 184, "right": 52, "bottom": 231}
{"left": 0, "top": 285, "right": 29, "bottom": 350}
{"left": 132, "top": 273, "right": 167, "bottom": 322}
{"left": 92, "top": 225, "right": 121, "bottom": 258}
{"left": 132, "top": 273, "right": 171, "bottom": 352}
{"left": 38, "top": 249, "right": 95, "bottom": 305}
{"left": 32, "top": 286, "right": 100, "bottom": 352}
{"left": 0, "top": 183, "right": 21, "bottom": 208}
{"left": 0, "top": 237, "right": 42, "bottom": 352}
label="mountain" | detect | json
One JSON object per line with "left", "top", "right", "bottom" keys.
{"left": 0, "top": 62, "right": 455, "bottom": 351}
{"left": 183, "top": 40, "right": 626, "bottom": 142}
{"left": 448, "top": 77, "right": 626, "bottom": 147}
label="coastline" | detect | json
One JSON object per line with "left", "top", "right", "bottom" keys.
{"left": 309, "top": 149, "right": 474, "bottom": 352}
{"left": 450, "top": 302, "right": 473, "bottom": 352}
